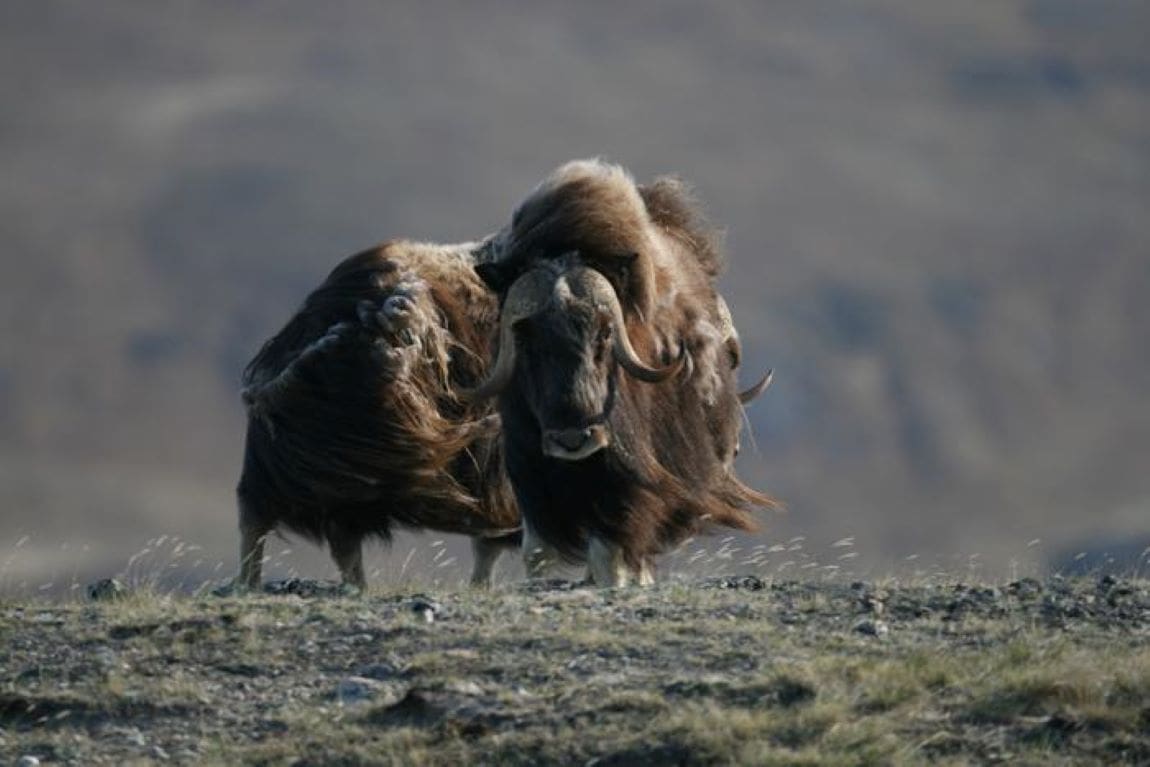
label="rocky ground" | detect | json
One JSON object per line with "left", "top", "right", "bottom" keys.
{"left": 1, "top": 575, "right": 1148, "bottom": 765}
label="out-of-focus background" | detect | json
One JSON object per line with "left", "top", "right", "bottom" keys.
{"left": 2, "top": 1, "right": 1148, "bottom": 591}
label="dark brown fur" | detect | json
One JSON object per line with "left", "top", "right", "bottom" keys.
{"left": 481, "top": 160, "right": 775, "bottom": 573}
{"left": 231, "top": 240, "right": 519, "bottom": 590}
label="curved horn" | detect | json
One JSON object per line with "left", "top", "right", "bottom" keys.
{"left": 575, "top": 269, "right": 685, "bottom": 384}
{"left": 715, "top": 295, "right": 742, "bottom": 369}
{"left": 460, "top": 319, "right": 518, "bottom": 402}
{"left": 459, "top": 268, "right": 553, "bottom": 401}
{"left": 739, "top": 369, "right": 773, "bottom": 404}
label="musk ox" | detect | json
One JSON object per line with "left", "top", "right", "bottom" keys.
{"left": 468, "top": 160, "right": 775, "bottom": 586}
{"left": 223, "top": 239, "right": 522, "bottom": 593}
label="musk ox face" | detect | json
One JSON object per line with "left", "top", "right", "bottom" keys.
{"left": 515, "top": 272, "right": 617, "bottom": 461}
{"left": 467, "top": 256, "right": 683, "bottom": 462}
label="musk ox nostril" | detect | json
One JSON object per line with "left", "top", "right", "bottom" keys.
{"left": 554, "top": 428, "right": 591, "bottom": 451}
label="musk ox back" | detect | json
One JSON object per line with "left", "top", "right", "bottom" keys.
{"left": 225, "top": 240, "right": 520, "bottom": 593}
{"left": 470, "top": 160, "right": 775, "bottom": 586}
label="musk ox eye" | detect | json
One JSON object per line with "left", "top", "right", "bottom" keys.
{"left": 593, "top": 323, "right": 612, "bottom": 362}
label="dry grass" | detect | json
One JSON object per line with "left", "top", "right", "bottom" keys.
{"left": 1, "top": 575, "right": 1147, "bottom": 765}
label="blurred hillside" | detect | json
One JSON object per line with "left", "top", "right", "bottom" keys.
{"left": 1, "top": 1, "right": 1148, "bottom": 585}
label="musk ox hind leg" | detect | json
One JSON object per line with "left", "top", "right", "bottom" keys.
{"left": 328, "top": 531, "right": 367, "bottom": 594}
{"left": 213, "top": 501, "right": 272, "bottom": 596}
{"left": 468, "top": 531, "right": 521, "bottom": 589}
{"left": 238, "top": 518, "right": 271, "bottom": 591}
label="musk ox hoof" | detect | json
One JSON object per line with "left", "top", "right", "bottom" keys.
{"left": 337, "top": 582, "right": 364, "bottom": 598}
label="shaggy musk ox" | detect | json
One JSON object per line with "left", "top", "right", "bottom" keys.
{"left": 223, "top": 240, "right": 521, "bottom": 593}
{"left": 468, "top": 160, "right": 775, "bottom": 586}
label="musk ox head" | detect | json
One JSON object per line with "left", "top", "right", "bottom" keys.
{"left": 466, "top": 254, "right": 683, "bottom": 461}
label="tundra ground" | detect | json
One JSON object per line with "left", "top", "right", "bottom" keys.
{"left": 1, "top": 575, "right": 1148, "bottom": 766}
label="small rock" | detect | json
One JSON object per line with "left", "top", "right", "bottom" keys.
{"left": 854, "top": 619, "right": 890, "bottom": 637}
{"left": 408, "top": 596, "right": 441, "bottom": 623}
{"left": 700, "top": 575, "right": 766, "bottom": 591}
{"left": 210, "top": 581, "right": 244, "bottom": 598}
{"left": 358, "top": 661, "right": 404, "bottom": 680}
{"left": 1007, "top": 578, "right": 1043, "bottom": 599}
{"left": 30, "top": 612, "right": 64, "bottom": 625}
{"left": 337, "top": 676, "right": 407, "bottom": 706}
{"left": 87, "top": 578, "right": 129, "bottom": 602}
{"left": 92, "top": 646, "right": 120, "bottom": 669}
{"left": 858, "top": 593, "right": 886, "bottom": 617}
{"left": 518, "top": 578, "right": 582, "bottom": 594}
{"left": 150, "top": 745, "right": 170, "bottom": 760}
{"left": 16, "top": 757, "right": 41, "bottom": 767}
{"left": 264, "top": 578, "right": 346, "bottom": 598}
{"left": 443, "top": 679, "right": 484, "bottom": 696}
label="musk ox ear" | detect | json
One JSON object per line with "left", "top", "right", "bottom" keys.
{"left": 475, "top": 261, "right": 515, "bottom": 293}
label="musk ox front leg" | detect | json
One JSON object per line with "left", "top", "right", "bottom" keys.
{"left": 638, "top": 559, "right": 656, "bottom": 587}
{"left": 587, "top": 536, "right": 654, "bottom": 588}
{"left": 587, "top": 536, "right": 631, "bottom": 588}
{"left": 522, "top": 521, "right": 564, "bottom": 580}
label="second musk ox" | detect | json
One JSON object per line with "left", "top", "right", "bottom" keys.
{"left": 469, "top": 160, "right": 776, "bottom": 586}
{"left": 224, "top": 240, "right": 521, "bottom": 593}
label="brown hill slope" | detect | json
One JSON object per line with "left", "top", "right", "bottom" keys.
{"left": 1, "top": 1, "right": 1148, "bottom": 582}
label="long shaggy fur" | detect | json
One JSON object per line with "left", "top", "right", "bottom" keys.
{"left": 238, "top": 240, "right": 518, "bottom": 553}
{"left": 487, "top": 160, "right": 776, "bottom": 568}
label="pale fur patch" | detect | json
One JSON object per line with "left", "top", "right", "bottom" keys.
{"left": 691, "top": 315, "right": 727, "bottom": 406}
